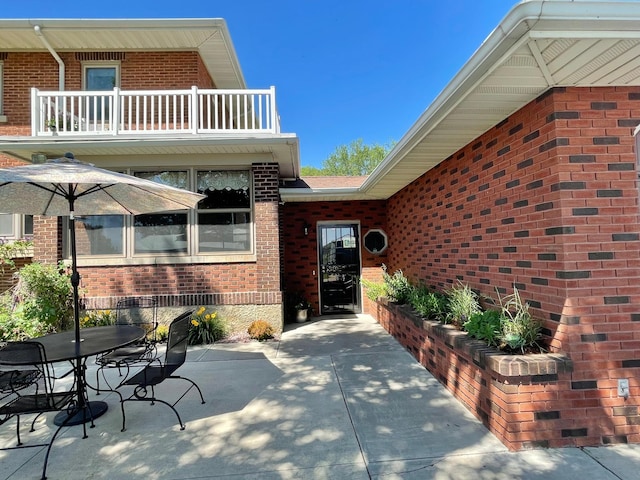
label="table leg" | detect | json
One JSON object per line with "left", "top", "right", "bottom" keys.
{"left": 54, "top": 400, "right": 108, "bottom": 426}
{"left": 53, "top": 356, "right": 109, "bottom": 426}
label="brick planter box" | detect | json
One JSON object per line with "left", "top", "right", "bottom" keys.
{"left": 371, "top": 298, "right": 592, "bottom": 450}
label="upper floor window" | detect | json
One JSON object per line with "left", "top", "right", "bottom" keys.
{"left": 83, "top": 64, "right": 119, "bottom": 91}
{"left": 83, "top": 63, "right": 119, "bottom": 121}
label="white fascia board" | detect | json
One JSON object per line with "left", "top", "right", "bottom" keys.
{"left": 361, "top": 0, "right": 640, "bottom": 197}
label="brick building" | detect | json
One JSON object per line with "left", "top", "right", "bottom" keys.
{"left": 0, "top": 19, "right": 298, "bottom": 331}
{"left": 280, "top": 1, "right": 640, "bottom": 449}
{"left": 3, "top": 1, "right": 640, "bottom": 449}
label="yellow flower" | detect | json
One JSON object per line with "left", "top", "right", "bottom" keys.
{"left": 211, "top": 312, "right": 217, "bottom": 319}
{"left": 205, "top": 314, "right": 211, "bottom": 320}
{"left": 191, "top": 319, "right": 200, "bottom": 327}
{"left": 197, "top": 306, "right": 206, "bottom": 315}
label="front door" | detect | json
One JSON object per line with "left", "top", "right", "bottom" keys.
{"left": 318, "top": 224, "right": 361, "bottom": 314}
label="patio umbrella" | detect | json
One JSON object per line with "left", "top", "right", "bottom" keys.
{"left": 0, "top": 152, "right": 205, "bottom": 424}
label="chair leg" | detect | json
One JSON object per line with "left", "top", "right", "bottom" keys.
{"left": 172, "top": 376, "right": 206, "bottom": 405}
{"left": 121, "top": 397, "right": 186, "bottom": 430}
{"left": 41, "top": 412, "right": 74, "bottom": 480}
{"left": 15, "top": 414, "right": 22, "bottom": 446}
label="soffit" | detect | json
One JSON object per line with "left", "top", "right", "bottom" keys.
{"left": 0, "top": 135, "right": 299, "bottom": 178}
{"left": 355, "top": 1, "right": 640, "bottom": 201}
{"left": 0, "top": 19, "right": 245, "bottom": 88}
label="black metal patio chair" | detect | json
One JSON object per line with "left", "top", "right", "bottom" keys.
{"left": 95, "top": 296, "right": 159, "bottom": 391}
{"left": 0, "top": 341, "right": 77, "bottom": 480}
{"left": 117, "top": 310, "right": 204, "bottom": 431}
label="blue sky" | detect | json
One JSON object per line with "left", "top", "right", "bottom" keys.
{"left": 5, "top": 0, "right": 518, "bottom": 168}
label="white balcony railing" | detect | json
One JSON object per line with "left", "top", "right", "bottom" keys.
{"left": 31, "top": 86, "right": 280, "bottom": 137}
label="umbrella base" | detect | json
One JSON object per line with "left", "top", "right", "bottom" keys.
{"left": 54, "top": 400, "right": 108, "bottom": 426}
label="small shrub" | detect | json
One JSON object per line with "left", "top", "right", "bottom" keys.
{"left": 382, "top": 264, "right": 413, "bottom": 304}
{"left": 188, "top": 307, "right": 226, "bottom": 345}
{"left": 497, "top": 286, "right": 542, "bottom": 353}
{"left": 13, "top": 262, "right": 73, "bottom": 332}
{"left": 464, "top": 309, "right": 503, "bottom": 347}
{"left": 0, "top": 292, "right": 51, "bottom": 341}
{"left": 80, "top": 309, "right": 115, "bottom": 328}
{"left": 409, "top": 284, "right": 448, "bottom": 321}
{"left": 247, "top": 320, "right": 275, "bottom": 341}
{"left": 445, "top": 281, "right": 480, "bottom": 326}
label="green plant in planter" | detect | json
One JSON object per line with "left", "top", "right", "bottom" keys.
{"left": 381, "top": 264, "right": 413, "bottom": 304}
{"left": 409, "top": 284, "right": 448, "bottom": 321}
{"left": 445, "top": 281, "right": 480, "bottom": 326}
{"left": 361, "top": 277, "right": 387, "bottom": 302}
{"left": 496, "top": 286, "right": 542, "bottom": 353}
{"left": 464, "top": 309, "right": 503, "bottom": 347}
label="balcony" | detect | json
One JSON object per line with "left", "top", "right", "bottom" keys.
{"left": 30, "top": 86, "right": 280, "bottom": 137}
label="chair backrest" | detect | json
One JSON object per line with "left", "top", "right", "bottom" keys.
{"left": 164, "top": 311, "right": 194, "bottom": 371}
{"left": 116, "top": 297, "right": 158, "bottom": 331}
{"left": 0, "top": 341, "right": 51, "bottom": 394}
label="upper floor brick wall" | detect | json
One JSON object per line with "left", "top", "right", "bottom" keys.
{"left": 0, "top": 51, "right": 214, "bottom": 133}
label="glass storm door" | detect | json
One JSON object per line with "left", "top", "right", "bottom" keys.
{"left": 318, "top": 224, "right": 361, "bottom": 314}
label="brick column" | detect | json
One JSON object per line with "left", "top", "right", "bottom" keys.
{"left": 252, "top": 163, "right": 282, "bottom": 305}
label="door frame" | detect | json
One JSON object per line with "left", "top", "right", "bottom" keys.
{"left": 316, "top": 220, "right": 363, "bottom": 315}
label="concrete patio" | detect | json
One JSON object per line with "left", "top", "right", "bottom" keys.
{"left": 1, "top": 314, "right": 639, "bottom": 479}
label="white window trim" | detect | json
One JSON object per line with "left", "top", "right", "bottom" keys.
{"left": 81, "top": 62, "right": 121, "bottom": 90}
{"left": 70, "top": 167, "right": 256, "bottom": 266}
{"left": 0, "top": 214, "right": 32, "bottom": 241}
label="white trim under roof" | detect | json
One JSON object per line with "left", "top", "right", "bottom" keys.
{"left": 0, "top": 18, "right": 246, "bottom": 89}
{"left": 281, "top": 0, "right": 640, "bottom": 203}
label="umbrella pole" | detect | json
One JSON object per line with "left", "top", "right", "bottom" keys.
{"left": 54, "top": 206, "right": 108, "bottom": 429}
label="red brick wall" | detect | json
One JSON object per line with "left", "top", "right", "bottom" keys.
{"left": 0, "top": 51, "right": 214, "bottom": 135}
{"left": 384, "top": 86, "right": 640, "bottom": 447}
{"left": 33, "top": 163, "right": 281, "bottom": 309}
{"left": 281, "top": 200, "right": 388, "bottom": 315}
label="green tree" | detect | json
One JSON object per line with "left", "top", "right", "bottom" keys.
{"left": 303, "top": 138, "right": 395, "bottom": 176}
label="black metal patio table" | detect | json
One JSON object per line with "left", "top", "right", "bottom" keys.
{"left": 33, "top": 325, "right": 145, "bottom": 426}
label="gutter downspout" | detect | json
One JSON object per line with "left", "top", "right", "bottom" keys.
{"left": 34, "top": 25, "right": 65, "bottom": 90}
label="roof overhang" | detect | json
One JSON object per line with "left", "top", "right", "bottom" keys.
{"left": 0, "top": 18, "right": 245, "bottom": 88}
{"left": 282, "top": 0, "right": 640, "bottom": 202}
{"left": 0, "top": 134, "right": 300, "bottom": 178}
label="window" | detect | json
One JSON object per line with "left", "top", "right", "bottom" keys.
{"left": 196, "top": 171, "right": 252, "bottom": 253}
{"left": 76, "top": 215, "right": 124, "bottom": 256}
{"left": 133, "top": 171, "right": 189, "bottom": 255}
{"left": 83, "top": 63, "right": 119, "bottom": 121}
{"left": 0, "top": 213, "right": 12, "bottom": 237}
{"left": 363, "top": 229, "right": 388, "bottom": 254}
{"left": 73, "top": 169, "right": 253, "bottom": 261}
{"left": 0, "top": 214, "right": 33, "bottom": 240}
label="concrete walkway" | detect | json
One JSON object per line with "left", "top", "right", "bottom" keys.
{"left": 1, "top": 314, "right": 639, "bottom": 479}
